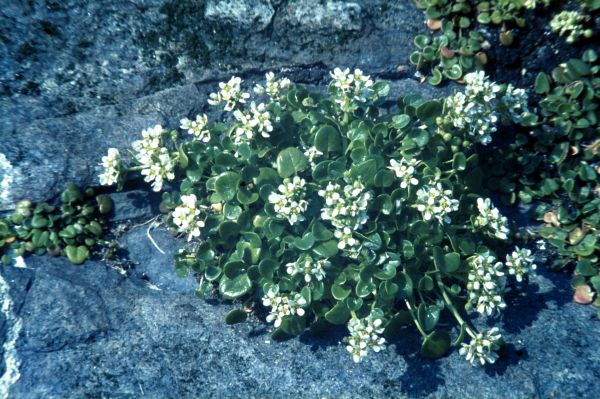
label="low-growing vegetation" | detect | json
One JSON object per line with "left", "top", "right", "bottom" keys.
{"left": 93, "top": 70, "right": 538, "bottom": 364}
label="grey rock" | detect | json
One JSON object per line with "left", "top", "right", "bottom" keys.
{"left": 205, "top": 0, "right": 275, "bottom": 32}
{"left": 283, "top": 1, "right": 363, "bottom": 33}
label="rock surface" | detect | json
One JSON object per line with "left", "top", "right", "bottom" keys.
{"left": 1, "top": 0, "right": 599, "bottom": 398}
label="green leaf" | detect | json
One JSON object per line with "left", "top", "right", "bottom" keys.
{"left": 573, "top": 235, "right": 597, "bottom": 256}
{"left": 314, "top": 125, "right": 342, "bottom": 153}
{"left": 534, "top": 72, "right": 551, "bottom": 94}
{"left": 420, "top": 330, "right": 451, "bottom": 359}
{"left": 313, "top": 240, "right": 339, "bottom": 258}
{"left": 225, "top": 308, "right": 248, "bottom": 324}
{"left": 258, "top": 259, "right": 278, "bottom": 279}
{"left": 96, "top": 195, "right": 113, "bottom": 214}
{"left": 294, "top": 233, "right": 315, "bottom": 250}
{"left": 215, "top": 172, "right": 241, "bottom": 201}
{"left": 219, "top": 221, "right": 240, "bottom": 240}
{"left": 331, "top": 284, "right": 352, "bottom": 300}
{"left": 312, "top": 222, "right": 334, "bottom": 241}
{"left": 351, "top": 159, "right": 378, "bottom": 184}
{"left": 280, "top": 315, "right": 306, "bottom": 336}
{"left": 219, "top": 273, "right": 252, "bottom": 299}
{"left": 576, "top": 259, "right": 597, "bottom": 277}
{"left": 417, "top": 303, "right": 441, "bottom": 332}
{"left": 452, "top": 152, "right": 466, "bottom": 171}
{"left": 324, "top": 302, "right": 351, "bottom": 325}
{"left": 31, "top": 215, "right": 48, "bottom": 229}
{"left": 65, "top": 245, "right": 89, "bottom": 265}
{"left": 416, "top": 100, "right": 442, "bottom": 124}
{"left": 178, "top": 145, "right": 189, "bottom": 169}
{"left": 276, "top": 147, "right": 308, "bottom": 178}
{"left": 392, "top": 114, "right": 411, "bottom": 129}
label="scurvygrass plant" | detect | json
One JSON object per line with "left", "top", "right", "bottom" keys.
{"left": 98, "top": 69, "right": 536, "bottom": 364}
{"left": 486, "top": 50, "right": 599, "bottom": 316}
{"left": 0, "top": 184, "right": 113, "bottom": 265}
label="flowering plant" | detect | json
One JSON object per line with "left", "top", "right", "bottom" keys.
{"left": 98, "top": 69, "right": 536, "bottom": 364}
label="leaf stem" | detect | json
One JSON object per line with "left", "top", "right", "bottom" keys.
{"left": 435, "top": 276, "right": 476, "bottom": 339}
{"left": 404, "top": 299, "right": 428, "bottom": 338}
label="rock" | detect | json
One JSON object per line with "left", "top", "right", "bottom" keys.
{"left": 282, "top": 1, "right": 363, "bottom": 33}
{"left": 204, "top": 0, "right": 275, "bottom": 32}
{"left": 1, "top": 228, "right": 599, "bottom": 397}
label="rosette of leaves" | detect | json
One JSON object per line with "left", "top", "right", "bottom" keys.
{"left": 410, "top": 21, "right": 486, "bottom": 85}
{"left": 109, "top": 70, "right": 535, "bottom": 363}
{"left": 0, "top": 183, "right": 112, "bottom": 265}
{"left": 487, "top": 50, "right": 599, "bottom": 315}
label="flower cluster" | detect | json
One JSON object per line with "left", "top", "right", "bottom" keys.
{"left": 550, "top": 11, "right": 590, "bottom": 43}
{"left": 329, "top": 68, "right": 374, "bottom": 111}
{"left": 388, "top": 158, "right": 419, "bottom": 189}
{"left": 334, "top": 227, "right": 361, "bottom": 257}
{"left": 208, "top": 76, "right": 250, "bottom": 112}
{"left": 502, "top": 84, "right": 529, "bottom": 124}
{"left": 131, "top": 125, "right": 176, "bottom": 192}
{"left": 172, "top": 194, "right": 205, "bottom": 241}
{"left": 318, "top": 181, "right": 371, "bottom": 230}
{"left": 345, "top": 315, "right": 386, "bottom": 363}
{"left": 505, "top": 247, "right": 537, "bottom": 282}
{"left": 268, "top": 176, "right": 308, "bottom": 225}
{"left": 415, "top": 182, "right": 459, "bottom": 223}
{"left": 262, "top": 289, "right": 307, "bottom": 328}
{"left": 304, "top": 146, "right": 323, "bottom": 166}
{"left": 474, "top": 198, "right": 510, "bottom": 240}
{"left": 232, "top": 102, "right": 273, "bottom": 144}
{"left": 98, "top": 148, "right": 121, "bottom": 186}
{"left": 254, "top": 72, "right": 291, "bottom": 102}
{"left": 459, "top": 328, "right": 502, "bottom": 366}
{"left": 286, "top": 255, "right": 329, "bottom": 283}
{"left": 442, "top": 72, "right": 502, "bottom": 145}
{"left": 466, "top": 253, "right": 507, "bottom": 315}
{"left": 180, "top": 114, "right": 210, "bottom": 142}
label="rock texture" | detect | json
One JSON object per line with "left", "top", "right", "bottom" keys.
{"left": 1, "top": 0, "right": 599, "bottom": 397}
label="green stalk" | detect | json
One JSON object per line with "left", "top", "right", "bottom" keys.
{"left": 435, "top": 276, "right": 476, "bottom": 339}
{"left": 404, "top": 299, "right": 428, "bottom": 338}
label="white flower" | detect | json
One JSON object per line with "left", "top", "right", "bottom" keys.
{"left": 132, "top": 124, "right": 164, "bottom": 165}
{"left": 180, "top": 114, "right": 210, "bottom": 142}
{"left": 344, "top": 314, "right": 386, "bottom": 363}
{"left": 536, "top": 239, "right": 546, "bottom": 251}
{"left": 388, "top": 158, "right": 419, "bottom": 188}
{"left": 262, "top": 289, "right": 307, "bottom": 328}
{"left": 503, "top": 84, "right": 529, "bottom": 123}
{"left": 415, "top": 182, "right": 459, "bottom": 224}
{"left": 442, "top": 73, "right": 503, "bottom": 145}
{"left": 329, "top": 68, "right": 374, "bottom": 110}
{"left": 172, "top": 194, "right": 206, "bottom": 241}
{"left": 474, "top": 198, "right": 510, "bottom": 240}
{"left": 208, "top": 76, "right": 250, "bottom": 111}
{"left": 505, "top": 247, "right": 537, "bottom": 282}
{"left": 254, "top": 72, "right": 291, "bottom": 101}
{"left": 459, "top": 328, "right": 502, "bottom": 366}
{"left": 286, "top": 255, "right": 329, "bottom": 283}
{"left": 140, "top": 148, "right": 176, "bottom": 192}
{"left": 304, "top": 146, "right": 323, "bottom": 165}
{"left": 98, "top": 148, "right": 121, "bottom": 186}
{"left": 232, "top": 109, "right": 255, "bottom": 144}
{"left": 268, "top": 176, "right": 309, "bottom": 225}
{"left": 318, "top": 181, "right": 371, "bottom": 230}
{"left": 467, "top": 253, "right": 506, "bottom": 316}
{"left": 249, "top": 102, "right": 273, "bottom": 138}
